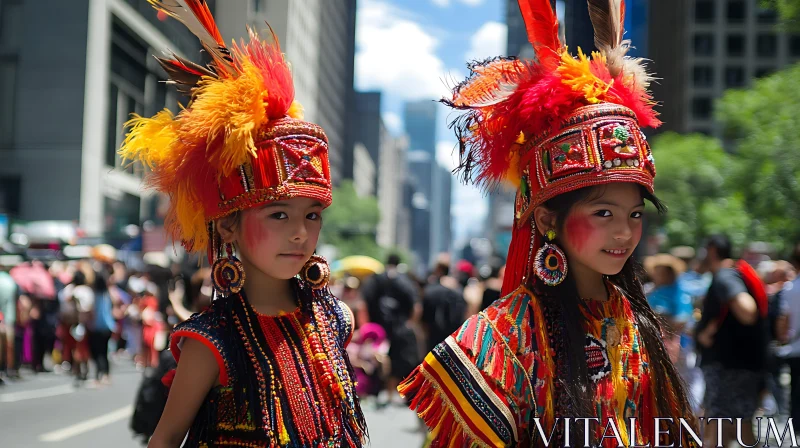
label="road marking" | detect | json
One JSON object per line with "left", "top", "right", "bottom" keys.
{"left": 39, "top": 405, "right": 133, "bottom": 442}
{"left": 0, "top": 384, "right": 76, "bottom": 403}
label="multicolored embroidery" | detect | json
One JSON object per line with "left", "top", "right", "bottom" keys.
{"left": 400, "top": 285, "right": 664, "bottom": 448}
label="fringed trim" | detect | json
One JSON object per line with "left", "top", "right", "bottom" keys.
{"left": 399, "top": 366, "right": 499, "bottom": 448}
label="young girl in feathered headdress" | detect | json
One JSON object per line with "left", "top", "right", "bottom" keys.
{"left": 120, "top": 2, "right": 367, "bottom": 447}
{"left": 399, "top": 1, "right": 699, "bottom": 446}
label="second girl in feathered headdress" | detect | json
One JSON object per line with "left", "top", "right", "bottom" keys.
{"left": 399, "top": 0, "right": 699, "bottom": 446}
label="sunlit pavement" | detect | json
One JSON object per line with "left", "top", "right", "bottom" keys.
{"left": 0, "top": 360, "right": 425, "bottom": 448}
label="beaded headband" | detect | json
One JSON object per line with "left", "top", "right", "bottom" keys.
{"left": 514, "top": 103, "right": 656, "bottom": 227}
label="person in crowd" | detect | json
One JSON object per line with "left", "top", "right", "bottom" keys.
{"left": 421, "top": 258, "right": 466, "bottom": 354}
{"left": 0, "top": 255, "right": 20, "bottom": 382}
{"left": 644, "top": 253, "right": 693, "bottom": 364}
{"left": 120, "top": 3, "right": 366, "bottom": 446}
{"left": 695, "top": 234, "right": 768, "bottom": 446}
{"left": 670, "top": 246, "right": 712, "bottom": 301}
{"left": 399, "top": 0, "right": 698, "bottom": 445}
{"left": 479, "top": 260, "right": 504, "bottom": 313}
{"left": 361, "top": 254, "right": 420, "bottom": 406}
{"left": 346, "top": 322, "right": 390, "bottom": 402}
{"left": 457, "top": 259, "right": 485, "bottom": 319}
{"left": 778, "top": 243, "right": 800, "bottom": 424}
{"left": 87, "top": 255, "right": 120, "bottom": 387}
{"left": 758, "top": 259, "right": 794, "bottom": 417}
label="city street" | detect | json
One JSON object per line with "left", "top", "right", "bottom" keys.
{"left": 0, "top": 361, "right": 425, "bottom": 448}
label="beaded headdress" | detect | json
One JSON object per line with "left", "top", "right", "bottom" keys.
{"left": 120, "top": 1, "right": 331, "bottom": 261}
{"left": 446, "top": 0, "right": 660, "bottom": 293}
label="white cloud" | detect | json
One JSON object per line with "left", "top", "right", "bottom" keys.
{"left": 466, "top": 21, "right": 508, "bottom": 61}
{"left": 431, "top": 0, "right": 450, "bottom": 6}
{"left": 382, "top": 111, "right": 403, "bottom": 135}
{"left": 356, "top": 0, "right": 455, "bottom": 100}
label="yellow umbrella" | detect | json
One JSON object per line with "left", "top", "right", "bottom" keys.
{"left": 331, "top": 255, "right": 384, "bottom": 279}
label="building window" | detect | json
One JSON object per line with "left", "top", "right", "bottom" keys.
{"left": 727, "top": 34, "right": 745, "bottom": 57}
{"left": 725, "top": 66, "right": 746, "bottom": 88}
{"left": 106, "top": 18, "right": 176, "bottom": 175}
{"left": 757, "top": 6, "right": 778, "bottom": 23}
{"left": 727, "top": 0, "right": 746, "bottom": 23}
{"left": 694, "top": 34, "right": 715, "bottom": 56}
{"left": 695, "top": 0, "right": 715, "bottom": 23}
{"left": 791, "top": 35, "right": 800, "bottom": 57}
{"left": 0, "top": 177, "right": 21, "bottom": 215}
{"left": 692, "top": 97, "right": 713, "bottom": 120}
{"left": 0, "top": 58, "right": 16, "bottom": 149}
{"left": 755, "top": 67, "right": 775, "bottom": 78}
{"left": 757, "top": 34, "right": 778, "bottom": 57}
{"left": 693, "top": 65, "right": 715, "bottom": 87}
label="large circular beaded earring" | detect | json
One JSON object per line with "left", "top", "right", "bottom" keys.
{"left": 211, "top": 243, "right": 245, "bottom": 297}
{"left": 301, "top": 254, "right": 330, "bottom": 290}
{"left": 534, "top": 229, "right": 568, "bottom": 286}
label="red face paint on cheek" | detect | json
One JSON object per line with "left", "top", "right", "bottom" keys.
{"left": 242, "top": 212, "right": 269, "bottom": 253}
{"left": 564, "top": 214, "right": 595, "bottom": 253}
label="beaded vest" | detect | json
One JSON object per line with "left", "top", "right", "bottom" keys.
{"left": 171, "top": 279, "right": 366, "bottom": 447}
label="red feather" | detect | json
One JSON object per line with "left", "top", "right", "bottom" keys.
{"left": 517, "top": 0, "right": 561, "bottom": 68}
{"left": 182, "top": 0, "right": 224, "bottom": 46}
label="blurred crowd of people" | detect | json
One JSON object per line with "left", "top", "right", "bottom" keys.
{"left": 641, "top": 236, "right": 800, "bottom": 431}
{"left": 330, "top": 253, "right": 506, "bottom": 408}
{"left": 3, "top": 235, "right": 800, "bottom": 442}
{"left": 0, "top": 245, "right": 211, "bottom": 390}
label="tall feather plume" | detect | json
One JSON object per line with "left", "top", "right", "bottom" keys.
{"left": 518, "top": 0, "right": 562, "bottom": 69}
{"left": 155, "top": 53, "right": 217, "bottom": 96}
{"left": 587, "top": 0, "right": 627, "bottom": 77}
{"left": 147, "top": 0, "right": 237, "bottom": 77}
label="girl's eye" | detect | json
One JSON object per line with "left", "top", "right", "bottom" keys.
{"left": 307, "top": 212, "right": 320, "bottom": 221}
{"left": 595, "top": 210, "right": 612, "bottom": 217}
{"left": 270, "top": 212, "right": 289, "bottom": 220}
{"left": 631, "top": 211, "right": 643, "bottom": 219}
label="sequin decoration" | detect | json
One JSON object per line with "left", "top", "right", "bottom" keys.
{"left": 585, "top": 334, "right": 611, "bottom": 382}
{"left": 534, "top": 240, "right": 568, "bottom": 286}
{"left": 211, "top": 246, "right": 245, "bottom": 297}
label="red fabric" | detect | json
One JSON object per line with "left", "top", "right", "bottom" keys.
{"left": 717, "top": 260, "right": 769, "bottom": 325}
{"left": 162, "top": 369, "right": 177, "bottom": 389}
{"left": 736, "top": 260, "right": 768, "bottom": 319}
{"left": 501, "top": 220, "right": 536, "bottom": 296}
{"left": 170, "top": 330, "right": 229, "bottom": 386}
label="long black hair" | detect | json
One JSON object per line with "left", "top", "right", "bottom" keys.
{"left": 531, "top": 184, "right": 697, "bottom": 442}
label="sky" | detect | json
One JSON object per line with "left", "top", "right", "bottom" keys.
{"left": 353, "top": 0, "right": 508, "bottom": 246}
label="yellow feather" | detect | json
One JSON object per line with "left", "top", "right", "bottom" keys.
{"left": 287, "top": 100, "right": 304, "bottom": 120}
{"left": 119, "top": 110, "right": 178, "bottom": 168}
{"left": 557, "top": 48, "right": 611, "bottom": 104}
{"left": 179, "top": 60, "right": 268, "bottom": 177}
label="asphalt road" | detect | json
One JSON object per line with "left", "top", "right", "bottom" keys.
{"left": 0, "top": 360, "right": 425, "bottom": 448}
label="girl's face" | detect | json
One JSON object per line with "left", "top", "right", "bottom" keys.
{"left": 228, "top": 197, "right": 324, "bottom": 280}
{"left": 557, "top": 183, "right": 645, "bottom": 277}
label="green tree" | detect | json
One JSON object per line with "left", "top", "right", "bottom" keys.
{"left": 716, "top": 63, "right": 800, "bottom": 252}
{"left": 650, "top": 132, "right": 751, "bottom": 248}
{"left": 319, "top": 181, "right": 384, "bottom": 259}
{"left": 761, "top": 0, "right": 800, "bottom": 31}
